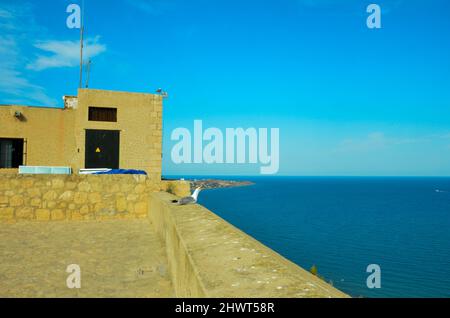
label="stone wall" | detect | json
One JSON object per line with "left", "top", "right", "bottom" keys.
{"left": 0, "top": 169, "right": 18, "bottom": 174}
{"left": 148, "top": 192, "right": 349, "bottom": 298}
{"left": 0, "top": 174, "right": 161, "bottom": 223}
{"left": 160, "top": 180, "right": 191, "bottom": 198}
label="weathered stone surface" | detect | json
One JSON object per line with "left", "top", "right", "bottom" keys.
{"left": 26, "top": 188, "right": 41, "bottom": 198}
{"left": 43, "top": 191, "right": 58, "bottom": 201}
{"left": 51, "top": 178, "right": 64, "bottom": 189}
{"left": 16, "top": 207, "right": 33, "bottom": 220}
{"left": 0, "top": 196, "right": 8, "bottom": 205}
{"left": 58, "top": 202, "right": 67, "bottom": 208}
{"left": 51, "top": 209, "right": 65, "bottom": 221}
{"left": 116, "top": 196, "right": 127, "bottom": 212}
{"left": 65, "top": 182, "right": 77, "bottom": 190}
{"left": 120, "top": 183, "right": 133, "bottom": 192}
{"left": 70, "top": 211, "right": 83, "bottom": 221}
{"left": 77, "top": 181, "right": 91, "bottom": 192}
{"left": 134, "top": 201, "right": 148, "bottom": 216}
{"left": 30, "top": 198, "right": 41, "bottom": 207}
{"left": 0, "top": 181, "right": 9, "bottom": 191}
{"left": 22, "top": 178, "right": 35, "bottom": 188}
{"left": 127, "top": 202, "right": 135, "bottom": 214}
{"left": 80, "top": 205, "right": 90, "bottom": 215}
{"left": 127, "top": 194, "right": 138, "bottom": 202}
{"left": 47, "top": 201, "right": 57, "bottom": 209}
{"left": 108, "top": 184, "right": 120, "bottom": 193}
{"left": 90, "top": 182, "right": 103, "bottom": 192}
{"left": 0, "top": 219, "right": 173, "bottom": 297}
{"left": 74, "top": 192, "right": 88, "bottom": 205}
{"left": 59, "top": 191, "right": 74, "bottom": 202}
{"left": 0, "top": 174, "right": 189, "bottom": 223}
{"left": 36, "top": 209, "right": 50, "bottom": 221}
{"left": 0, "top": 207, "right": 14, "bottom": 220}
{"left": 93, "top": 202, "right": 106, "bottom": 213}
{"left": 10, "top": 195, "right": 24, "bottom": 207}
{"left": 88, "top": 192, "right": 102, "bottom": 204}
{"left": 134, "top": 184, "right": 146, "bottom": 194}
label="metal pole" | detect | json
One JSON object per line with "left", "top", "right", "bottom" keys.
{"left": 85, "top": 59, "right": 91, "bottom": 88}
{"left": 79, "top": 0, "right": 84, "bottom": 89}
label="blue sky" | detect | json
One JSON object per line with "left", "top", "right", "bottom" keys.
{"left": 1, "top": 0, "right": 450, "bottom": 176}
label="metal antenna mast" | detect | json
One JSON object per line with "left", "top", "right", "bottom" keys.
{"left": 79, "top": 0, "right": 85, "bottom": 89}
{"left": 85, "top": 59, "right": 91, "bottom": 88}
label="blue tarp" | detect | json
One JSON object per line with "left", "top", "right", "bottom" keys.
{"left": 94, "top": 169, "right": 147, "bottom": 175}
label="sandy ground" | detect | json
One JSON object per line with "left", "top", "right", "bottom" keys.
{"left": 0, "top": 219, "right": 173, "bottom": 297}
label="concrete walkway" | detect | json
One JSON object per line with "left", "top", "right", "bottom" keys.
{"left": 0, "top": 219, "right": 173, "bottom": 298}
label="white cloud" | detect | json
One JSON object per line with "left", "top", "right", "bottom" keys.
{"left": 0, "top": 42, "right": 57, "bottom": 106}
{"left": 0, "top": 3, "right": 106, "bottom": 106}
{"left": 27, "top": 37, "right": 106, "bottom": 71}
{"left": 0, "top": 27, "right": 57, "bottom": 105}
{"left": 0, "top": 5, "right": 57, "bottom": 106}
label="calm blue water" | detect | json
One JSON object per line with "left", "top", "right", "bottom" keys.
{"left": 173, "top": 176, "right": 450, "bottom": 298}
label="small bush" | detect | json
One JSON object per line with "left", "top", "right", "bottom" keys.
{"left": 310, "top": 265, "right": 318, "bottom": 276}
{"left": 166, "top": 183, "right": 175, "bottom": 195}
{"left": 310, "top": 264, "right": 326, "bottom": 281}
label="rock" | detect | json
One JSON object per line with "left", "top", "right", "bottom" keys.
{"left": 10, "top": 195, "right": 24, "bottom": 207}
{"left": 16, "top": 207, "right": 33, "bottom": 220}
{"left": 36, "top": 209, "right": 50, "bottom": 221}
{"left": 51, "top": 209, "right": 65, "bottom": 221}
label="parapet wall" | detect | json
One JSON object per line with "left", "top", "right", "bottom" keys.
{"left": 0, "top": 173, "right": 348, "bottom": 297}
{"left": 160, "top": 180, "right": 191, "bottom": 197}
{"left": 0, "top": 174, "right": 162, "bottom": 223}
{"left": 148, "top": 192, "right": 349, "bottom": 298}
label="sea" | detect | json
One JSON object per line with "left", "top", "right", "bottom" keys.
{"left": 168, "top": 176, "right": 450, "bottom": 298}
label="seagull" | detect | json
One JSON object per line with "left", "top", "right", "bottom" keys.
{"left": 171, "top": 187, "right": 202, "bottom": 205}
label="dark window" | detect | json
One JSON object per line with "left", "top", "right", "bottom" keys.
{"left": 0, "top": 138, "right": 24, "bottom": 168}
{"left": 88, "top": 107, "right": 117, "bottom": 122}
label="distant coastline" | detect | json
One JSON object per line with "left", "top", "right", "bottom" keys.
{"left": 187, "top": 178, "right": 254, "bottom": 190}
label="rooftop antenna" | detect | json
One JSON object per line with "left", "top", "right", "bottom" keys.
{"left": 79, "top": 0, "right": 85, "bottom": 89}
{"left": 155, "top": 88, "right": 169, "bottom": 99}
{"left": 85, "top": 59, "right": 91, "bottom": 88}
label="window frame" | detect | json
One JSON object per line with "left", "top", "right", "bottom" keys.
{"left": 88, "top": 107, "right": 118, "bottom": 123}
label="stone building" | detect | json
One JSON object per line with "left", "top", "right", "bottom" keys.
{"left": 0, "top": 89, "right": 163, "bottom": 181}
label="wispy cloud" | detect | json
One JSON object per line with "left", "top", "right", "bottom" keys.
{"left": 0, "top": 5, "right": 56, "bottom": 105}
{"left": 27, "top": 37, "right": 106, "bottom": 71}
{"left": 0, "top": 3, "right": 107, "bottom": 106}
{"left": 0, "top": 36, "right": 56, "bottom": 106}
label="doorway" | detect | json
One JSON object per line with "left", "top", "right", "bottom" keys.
{"left": 0, "top": 138, "right": 24, "bottom": 168}
{"left": 85, "top": 130, "right": 120, "bottom": 169}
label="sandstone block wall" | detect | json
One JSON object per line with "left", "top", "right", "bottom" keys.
{"left": 0, "top": 174, "right": 161, "bottom": 223}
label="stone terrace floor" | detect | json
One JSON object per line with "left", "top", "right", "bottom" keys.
{"left": 0, "top": 219, "right": 174, "bottom": 297}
